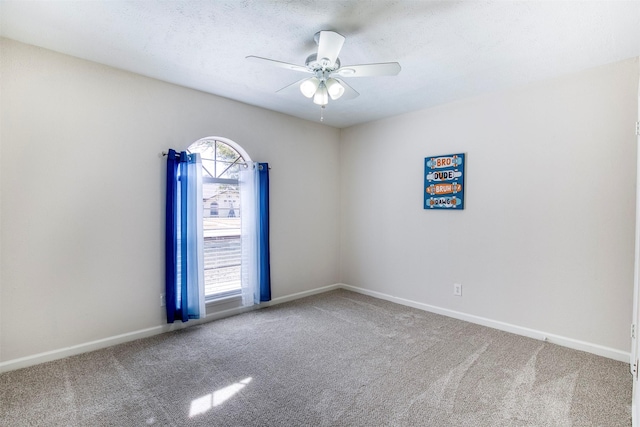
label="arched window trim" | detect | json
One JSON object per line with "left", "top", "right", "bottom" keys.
{"left": 209, "top": 136, "right": 251, "bottom": 163}
{"left": 189, "top": 136, "right": 251, "bottom": 162}
{"left": 187, "top": 137, "right": 251, "bottom": 186}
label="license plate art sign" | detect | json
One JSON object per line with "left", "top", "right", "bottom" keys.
{"left": 424, "top": 153, "right": 465, "bottom": 210}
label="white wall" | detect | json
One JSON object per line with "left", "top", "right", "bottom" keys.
{"left": 1, "top": 36, "right": 637, "bottom": 367}
{"left": 0, "top": 38, "right": 340, "bottom": 363}
{"left": 340, "top": 57, "right": 639, "bottom": 354}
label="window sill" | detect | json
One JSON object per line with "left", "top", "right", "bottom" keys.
{"left": 206, "top": 293, "right": 242, "bottom": 307}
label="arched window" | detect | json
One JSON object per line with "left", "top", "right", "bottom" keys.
{"left": 187, "top": 137, "right": 250, "bottom": 301}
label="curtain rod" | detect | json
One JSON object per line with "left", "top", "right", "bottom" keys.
{"left": 161, "top": 151, "right": 270, "bottom": 169}
{"left": 161, "top": 151, "right": 245, "bottom": 165}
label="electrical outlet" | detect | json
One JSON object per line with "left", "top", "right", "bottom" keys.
{"left": 453, "top": 283, "right": 462, "bottom": 296}
{"left": 160, "top": 293, "right": 166, "bottom": 307}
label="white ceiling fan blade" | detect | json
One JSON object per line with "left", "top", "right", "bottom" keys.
{"left": 316, "top": 31, "right": 345, "bottom": 67}
{"left": 333, "top": 78, "right": 359, "bottom": 100}
{"left": 246, "top": 56, "right": 311, "bottom": 73}
{"left": 336, "top": 62, "right": 401, "bottom": 77}
{"left": 276, "top": 78, "right": 311, "bottom": 95}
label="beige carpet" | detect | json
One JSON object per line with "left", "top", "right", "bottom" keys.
{"left": 0, "top": 289, "right": 632, "bottom": 426}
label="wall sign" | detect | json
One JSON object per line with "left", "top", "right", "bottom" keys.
{"left": 424, "top": 153, "right": 465, "bottom": 210}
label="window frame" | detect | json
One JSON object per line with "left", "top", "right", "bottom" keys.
{"left": 187, "top": 137, "right": 251, "bottom": 303}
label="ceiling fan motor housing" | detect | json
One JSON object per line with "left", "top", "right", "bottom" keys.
{"left": 305, "top": 53, "right": 341, "bottom": 74}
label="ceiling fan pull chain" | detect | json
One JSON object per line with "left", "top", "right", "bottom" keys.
{"left": 320, "top": 105, "right": 325, "bottom": 122}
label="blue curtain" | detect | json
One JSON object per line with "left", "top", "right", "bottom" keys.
{"left": 165, "top": 149, "right": 205, "bottom": 323}
{"left": 257, "top": 163, "right": 271, "bottom": 302}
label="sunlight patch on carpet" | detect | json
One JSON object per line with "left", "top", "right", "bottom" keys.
{"left": 189, "top": 377, "right": 252, "bottom": 417}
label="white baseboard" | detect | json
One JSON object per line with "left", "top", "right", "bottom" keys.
{"left": 264, "top": 283, "right": 341, "bottom": 306}
{"left": 0, "top": 304, "right": 249, "bottom": 373}
{"left": 338, "top": 283, "right": 630, "bottom": 363}
{"left": 0, "top": 284, "right": 340, "bottom": 373}
{"left": 0, "top": 326, "right": 164, "bottom": 373}
{"left": 0, "top": 282, "right": 629, "bottom": 373}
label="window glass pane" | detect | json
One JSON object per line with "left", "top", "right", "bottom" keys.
{"left": 188, "top": 139, "right": 245, "bottom": 300}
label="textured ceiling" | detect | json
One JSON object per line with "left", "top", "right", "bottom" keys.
{"left": 1, "top": 1, "right": 639, "bottom": 128}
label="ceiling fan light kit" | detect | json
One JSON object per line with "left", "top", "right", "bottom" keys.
{"left": 313, "top": 83, "right": 329, "bottom": 106}
{"left": 325, "top": 78, "right": 345, "bottom": 100}
{"left": 300, "top": 77, "right": 320, "bottom": 98}
{"left": 247, "top": 30, "right": 401, "bottom": 112}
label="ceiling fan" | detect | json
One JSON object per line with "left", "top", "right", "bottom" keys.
{"left": 246, "top": 30, "right": 401, "bottom": 107}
